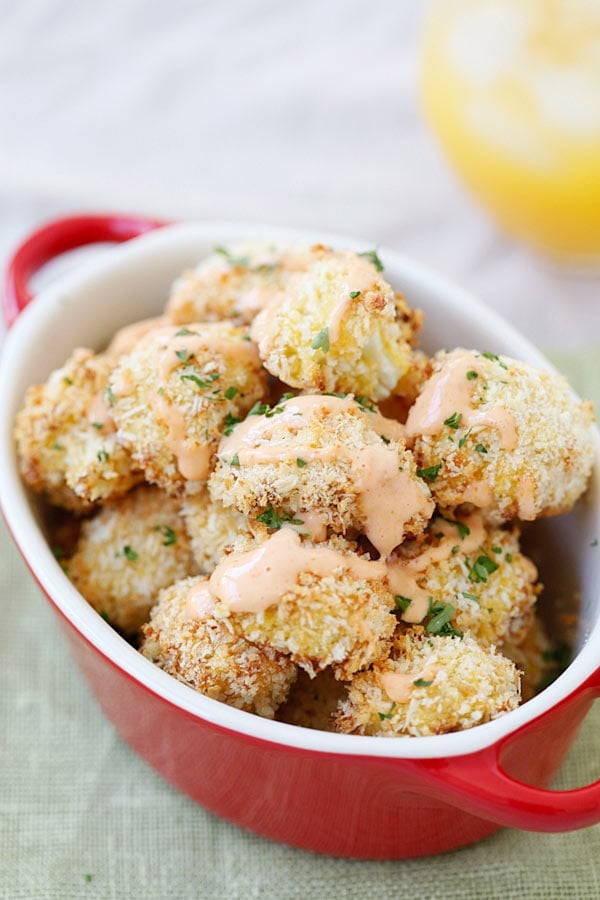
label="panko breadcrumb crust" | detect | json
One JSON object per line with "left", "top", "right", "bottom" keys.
{"left": 250, "top": 245, "right": 422, "bottom": 400}
{"left": 15, "top": 348, "right": 140, "bottom": 512}
{"left": 334, "top": 630, "right": 520, "bottom": 736}
{"left": 140, "top": 576, "right": 297, "bottom": 717}
{"left": 181, "top": 490, "right": 251, "bottom": 574}
{"left": 408, "top": 349, "right": 595, "bottom": 522}
{"left": 67, "top": 485, "right": 197, "bottom": 635}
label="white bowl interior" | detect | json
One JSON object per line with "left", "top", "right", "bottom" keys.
{"left": 1, "top": 221, "right": 599, "bottom": 760}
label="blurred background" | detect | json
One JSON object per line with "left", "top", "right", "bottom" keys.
{"left": 2, "top": 2, "right": 600, "bottom": 897}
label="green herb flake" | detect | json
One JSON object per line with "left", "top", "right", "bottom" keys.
{"left": 154, "top": 525, "right": 176, "bottom": 546}
{"left": 475, "top": 443, "right": 488, "bottom": 454}
{"left": 505, "top": 552, "right": 513, "bottom": 563}
{"left": 358, "top": 249, "right": 384, "bottom": 272}
{"left": 223, "top": 413, "right": 242, "bottom": 435}
{"left": 466, "top": 370, "right": 478, "bottom": 381}
{"left": 51, "top": 442, "right": 65, "bottom": 451}
{"left": 97, "top": 449, "right": 109, "bottom": 463}
{"left": 91, "top": 421, "right": 104, "bottom": 430}
{"left": 51, "top": 546, "right": 65, "bottom": 560}
{"left": 451, "top": 545, "right": 459, "bottom": 555}
{"left": 175, "top": 348, "right": 193, "bottom": 363}
{"left": 123, "top": 545, "right": 138, "bottom": 562}
{"left": 63, "top": 376, "right": 73, "bottom": 386}
{"left": 256, "top": 504, "right": 304, "bottom": 531}
{"left": 468, "top": 553, "right": 499, "bottom": 583}
{"left": 224, "top": 386, "right": 239, "bottom": 400}
{"left": 349, "top": 290, "right": 361, "bottom": 299}
{"left": 296, "top": 457, "right": 307, "bottom": 468}
{"left": 230, "top": 453, "right": 240, "bottom": 467}
{"left": 481, "top": 351, "right": 508, "bottom": 370}
{"left": 355, "top": 395, "right": 376, "bottom": 412}
{"left": 413, "top": 678, "right": 433, "bottom": 688}
{"left": 461, "top": 591, "right": 480, "bottom": 603}
{"left": 175, "top": 327, "right": 197, "bottom": 337}
{"left": 380, "top": 435, "right": 391, "bottom": 445}
{"left": 99, "top": 611, "right": 110, "bottom": 622}
{"left": 248, "top": 401, "right": 271, "bottom": 416}
{"left": 444, "top": 411, "right": 462, "bottom": 430}
{"left": 426, "top": 602, "right": 463, "bottom": 637}
{"left": 181, "top": 372, "right": 219, "bottom": 390}
{"left": 394, "top": 595, "right": 413, "bottom": 612}
{"left": 458, "top": 428, "right": 472, "bottom": 449}
{"left": 105, "top": 385, "right": 115, "bottom": 405}
{"left": 378, "top": 702, "right": 396, "bottom": 721}
{"left": 311, "top": 327, "right": 330, "bottom": 353}
{"left": 491, "top": 545, "right": 503, "bottom": 554}
{"left": 215, "top": 245, "right": 250, "bottom": 267}
{"left": 417, "top": 463, "right": 442, "bottom": 483}
{"left": 157, "top": 386, "right": 165, "bottom": 396}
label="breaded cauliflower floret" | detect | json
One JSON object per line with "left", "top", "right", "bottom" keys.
{"left": 334, "top": 630, "right": 520, "bottom": 736}
{"left": 250, "top": 246, "right": 422, "bottom": 401}
{"left": 209, "top": 393, "right": 433, "bottom": 556}
{"left": 276, "top": 668, "right": 346, "bottom": 732}
{"left": 67, "top": 485, "right": 197, "bottom": 635}
{"left": 110, "top": 322, "right": 267, "bottom": 494}
{"left": 406, "top": 349, "right": 596, "bottom": 522}
{"left": 502, "top": 616, "right": 567, "bottom": 701}
{"left": 140, "top": 576, "right": 297, "bottom": 717}
{"left": 181, "top": 490, "right": 250, "bottom": 574}
{"left": 210, "top": 528, "right": 397, "bottom": 679}
{"left": 166, "top": 241, "right": 312, "bottom": 326}
{"left": 388, "top": 512, "right": 541, "bottom": 647}
{"left": 14, "top": 348, "right": 140, "bottom": 512}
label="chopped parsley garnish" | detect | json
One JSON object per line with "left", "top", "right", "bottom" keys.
{"left": 175, "top": 327, "right": 197, "bottom": 337}
{"left": 481, "top": 351, "right": 508, "bottom": 370}
{"left": 51, "top": 546, "right": 65, "bottom": 560}
{"left": 324, "top": 391, "right": 348, "bottom": 399}
{"left": 505, "top": 552, "right": 513, "bottom": 563}
{"left": 215, "top": 245, "right": 250, "bottom": 267}
{"left": 394, "top": 596, "right": 413, "bottom": 612}
{"left": 311, "top": 327, "right": 330, "bottom": 353}
{"left": 241, "top": 332, "right": 252, "bottom": 341}
{"left": 491, "top": 546, "right": 502, "bottom": 554}
{"left": 248, "top": 401, "right": 272, "bottom": 416}
{"left": 91, "top": 422, "right": 104, "bottom": 430}
{"left": 154, "top": 525, "right": 177, "bottom": 546}
{"left": 358, "top": 249, "right": 384, "bottom": 272}
{"left": 96, "top": 449, "right": 109, "bottom": 463}
{"left": 256, "top": 505, "right": 304, "bottom": 530}
{"left": 296, "top": 457, "right": 307, "bottom": 468}
{"left": 378, "top": 702, "right": 396, "bottom": 721}
{"left": 123, "top": 545, "right": 138, "bottom": 562}
{"left": 63, "top": 376, "right": 73, "bottom": 386}
{"left": 223, "top": 413, "right": 242, "bottom": 435}
{"left": 349, "top": 290, "right": 361, "bottom": 299}
{"left": 175, "top": 348, "right": 194, "bottom": 363}
{"left": 230, "top": 453, "right": 240, "bottom": 466}
{"left": 181, "top": 372, "right": 219, "bottom": 390}
{"left": 475, "top": 443, "right": 488, "bottom": 454}
{"left": 451, "top": 545, "right": 459, "bottom": 555}
{"left": 380, "top": 435, "right": 390, "bottom": 445}
{"left": 444, "top": 411, "right": 462, "bottom": 429}
{"left": 105, "top": 385, "right": 115, "bottom": 405}
{"left": 355, "top": 395, "right": 376, "bottom": 412}
{"left": 468, "top": 552, "right": 499, "bottom": 583}
{"left": 224, "top": 386, "right": 239, "bottom": 400}
{"left": 466, "top": 370, "right": 478, "bottom": 381}
{"left": 51, "top": 442, "right": 65, "bottom": 451}
{"left": 425, "top": 601, "right": 462, "bottom": 637}
{"left": 413, "top": 678, "right": 433, "bottom": 688}
{"left": 458, "top": 428, "right": 472, "bottom": 449}
{"left": 461, "top": 591, "right": 479, "bottom": 603}
{"left": 417, "top": 463, "right": 442, "bottom": 483}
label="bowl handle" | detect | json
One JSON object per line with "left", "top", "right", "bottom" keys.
{"left": 412, "top": 668, "right": 600, "bottom": 832}
{"left": 3, "top": 212, "right": 168, "bottom": 327}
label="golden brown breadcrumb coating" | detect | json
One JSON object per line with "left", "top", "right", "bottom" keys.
{"left": 209, "top": 393, "right": 433, "bottom": 555}
{"left": 110, "top": 322, "right": 267, "bottom": 494}
{"left": 166, "top": 241, "right": 312, "bottom": 326}
{"left": 406, "top": 349, "right": 596, "bottom": 522}
{"left": 250, "top": 245, "right": 422, "bottom": 400}
{"left": 389, "top": 512, "right": 541, "bottom": 647}
{"left": 140, "top": 576, "right": 297, "bottom": 717}
{"left": 181, "top": 489, "right": 251, "bottom": 574}
{"left": 14, "top": 348, "right": 140, "bottom": 512}
{"left": 67, "top": 485, "right": 197, "bottom": 635}
{"left": 334, "top": 629, "right": 520, "bottom": 736}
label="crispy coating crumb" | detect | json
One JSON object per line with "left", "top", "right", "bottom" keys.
{"left": 181, "top": 490, "right": 251, "bottom": 574}
{"left": 166, "top": 241, "right": 312, "bottom": 326}
{"left": 14, "top": 348, "right": 140, "bottom": 512}
{"left": 407, "top": 349, "right": 596, "bottom": 522}
{"left": 140, "top": 576, "right": 297, "bottom": 717}
{"left": 334, "top": 630, "right": 520, "bottom": 736}
{"left": 67, "top": 485, "right": 197, "bottom": 635}
{"left": 276, "top": 668, "right": 346, "bottom": 731}
{"left": 391, "top": 512, "right": 541, "bottom": 647}
{"left": 110, "top": 322, "right": 267, "bottom": 494}
{"left": 212, "top": 531, "right": 397, "bottom": 679}
{"left": 251, "top": 246, "right": 422, "bottom": 400}
{"left": 209, "top": 393, "right": 433, "bottom": 553}
{"left": 502, "top": 616, "right": 567, "bottom": 701}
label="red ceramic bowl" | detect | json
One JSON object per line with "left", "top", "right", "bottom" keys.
{"left": 2, "top": 214, "right": 600, "bottom": 859}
